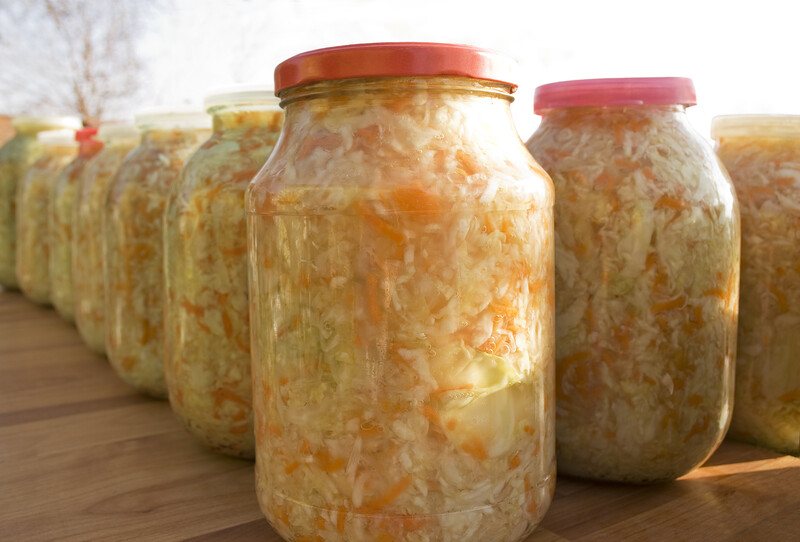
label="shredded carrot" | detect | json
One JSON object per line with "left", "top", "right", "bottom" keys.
{"left": 652, "top": 295, "right": 686, "bottom": 313}
{"left": 336, "top": 506, "right": 346, "bottom": 533}
{"left": 284, "top": 461, "right": 300, "bottom": 475}
{"left": 212, "top": 387, "right": 249, "bottom": 408}
{"left": 461, "top": 435, "right": 488, "bottom": 460}
{"left": 508, "top": 451, "right": 521, "bottom": 469}
{"left": 655, "top": 195, "right": 688, "bottom": 211}
{"left": 684, "top": 415, "right": 710, "bottom": 442}
{"left": 778, "top": 388, "right": 800, "bottom": 402}
{"left": 361, "top": 475, "right": 412, "bottom": 511}
{"left": 456, "top": 149, "right": 480, "bottom": 176}
{"left": 385, "top": 186, "right": 443, "bottom": 215}
{"left": 314, "top": 448, "right": 346, "bottom": 472}
{"left": 314, "top": 515, "right": 326, "bottom": 530}
{"left": 421, "top": 404, "right": 440, "bottom": 425}
{"left": 431, "top": 383, "right": 474, "bottom": 396}
{"left": 354, "top": 201, "right": 405, "bottom": 244}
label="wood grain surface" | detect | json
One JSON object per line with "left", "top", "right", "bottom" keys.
{"left": 1, "top": 290, "right": 798, "bottom": 542}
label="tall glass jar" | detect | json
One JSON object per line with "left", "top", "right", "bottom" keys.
{"left": 247, "top": 43, "right": 555, "bottom": 542}
{"left": 16, "top": 129, "right": 77, "bottom": 304}
{"left": 0, "top": 116, "right": 81, "bottom": 289}
{"left": 164, "top": 89, "right": 283, "bottom": 456}
{"left": 713, "top": 115, "right": 800, "bottom": 455}
{"left": 74, "top": 123, "right": 139, "bottom": 355}
{"left": 104, "top": 110, "right": 210, "bottom": 397}
{"left": 50, "top": 127, "right": 103, "bottom": 322}
{"left": 527, "top": 78, "right": 740, "bottom": 482}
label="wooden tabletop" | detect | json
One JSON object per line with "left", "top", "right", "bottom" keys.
{"left": 1, "top": 289, "right": 798, "bottom": 542}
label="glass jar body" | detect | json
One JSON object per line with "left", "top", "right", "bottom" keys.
{"left": 164, "top": 107, "right": 283, "bottom": 457}
{"left": 716, "top": 132, "right": 800, "bottom": 455}
{"left": 0, "top": 132, "right": 42, "bottom": 288}
{"left": 527, "top": 106, "right": 740, "bottom": 482}
{"left": 104, "top": 128, "right": 208, "bottom": 397}
{"left": 50, "top": 143, "right": 102, "bottom": 321}
{"left": 74, "top": 139, "right": 138, "bottom": 354}
{"left": 247, "top": 77, "right": 556, "bottom": 541}
{"left": 16, "top": 146, "right": 76, "bottom": 304}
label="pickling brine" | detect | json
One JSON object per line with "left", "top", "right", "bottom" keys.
{"left": 105, "top": 110, "right": 210, "bottom": 398}
{"left": 0, "top": 116, "right": 81, "bottom": 289}
{"left": 248, "top": 43, "right": 555, "bottom": 542}
{"left": 50, "top": 128, "right": 102, "bottom": 322}
{"left": 164, "top": 89, "right": 283, "bottom": 457}
{"left": 527, "top": 78, "right": 739, "bottom": 482}
{"left": 713, "top": 115, "right": 800, "bottom": 455}
{"left": 74, "top": 123, "right": 139, "bottom": 355}
{"left": 16, "top": 130, "right": 77, "bottom": 304}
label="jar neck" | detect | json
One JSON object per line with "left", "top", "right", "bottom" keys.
{"left": 539, "top": 104, "right": 688, "bottom": 127}
{"left": 280, "top": 76, "right": 517, "bottom": 133}
{"left": 140, "top": 128, "right": 208, "bottom": 147}
{"left": 211, "top": 106, "right": 284, "bottom": 133}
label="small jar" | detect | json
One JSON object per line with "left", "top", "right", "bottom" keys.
{"left": 713, "top": 115, "right": 800, "bottom": 455}
{"left": 247, "top": 43, "right": 556, "bottom": 542}
{"left": 526, "top": 78, "right": 740, "bottom": 482}
{"left": 50, "top": 127, "right": 103, "bottom": 322}
{"left": 104, "top": 110, "right": 210, "bottom": 397}
{"left": 74, "top": 123, "right": 139, "bottom": 355}
{"left": 164, "top": 89, "right": 283, "bottom": 456}
{"left": 0, "top": 116, "right": 81, "bottom": 289}
{"left": 16, "top": 129, "right": 78, "bottom": 304}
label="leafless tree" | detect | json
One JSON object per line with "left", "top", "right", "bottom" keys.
{"left": 0, "top": 0, "right": 157, "bottom": 125}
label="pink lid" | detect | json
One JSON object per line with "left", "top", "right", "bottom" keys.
{"left": 274, "top": 42, "right": 518, "bottom": 94}
{"left": 534, "top": 77, "right": 696, "bottom": 114}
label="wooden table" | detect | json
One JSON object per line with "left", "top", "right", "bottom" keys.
{"left": 1, "top": 290, "right": 798, "bottom": 541}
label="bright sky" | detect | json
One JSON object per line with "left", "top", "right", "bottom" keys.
{"left": 138, "top": 0, "right": 799, "bottom": 140}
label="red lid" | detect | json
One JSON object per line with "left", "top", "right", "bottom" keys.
{"left": 534, "top": 77, "right": 696, "bottom": 114}
{"left": 75, "top": 127, "right": 98, "bottom": 141}
{"left": 274, "top": 42, "right": 518, "bottom": 94}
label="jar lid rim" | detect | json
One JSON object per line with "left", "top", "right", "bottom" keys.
{"left": 711, "top": 114, "right": 800, "bottom": 138}
{"left": 274, "top": 42, "right": 518, "bottom": 94}
{"left": 203, "top": 85, "right": 280, "bottom": 112}
{"left": 534, "top": 77, "right": 696, "bottom": 113}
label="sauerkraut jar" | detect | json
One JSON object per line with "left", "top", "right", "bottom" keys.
{"left": 105, "top": 110, "right": 210, "bottom": 398}
{"left": 74, "top": 123, "right": 139, "bottom": 355}
{"left": 713, "top": 115, "right": 800, "bottom": 455}
{"left": 164, "top": 88, "right": 283, "bottom": 456}
{"left": 16, "top": 129, "right": 78, "bottom": 304}
{"left": 50, "top": 127, "right": 103, "bottom": 322}
{"left": 0, "top": 116, "right": 81, "bottom": 289}
{"left": 247, "top": 43, "right": 556, "bottom": 542}
{"left": 527, "top": 78, "right": 740, "bottom": 482}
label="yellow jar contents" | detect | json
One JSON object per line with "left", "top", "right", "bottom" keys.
{"left": 104, "top": 113, "right": 210, "bottom": 397}
{"left": 164, "top": 93, "right": 283, "bottom": 457}
{"left": 714, "top": 115, "right": 800, "bottom": 456}
{"left": 248, "top": 72, "right": 555, "bottom": 540}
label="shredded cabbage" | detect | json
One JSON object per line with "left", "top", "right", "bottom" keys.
{"left": 16, "top": 143, "right": 76, "bottom": 304}
{"left": 74, "top": 134, "right": 139, "bottom": 354}
{"left": 164, "top": 107, "right": 283, "bottom": 458}
{"left": 716, "top": 132, "right": 800, "bottom": 455}
{"left": 50, "top": 139, "right": 103, "bottom": 321}
{"left": 527, "top": 106, "right": 740, "bottom": 482}
{"left": 247, "top": 78, "right": 555, "bottom": 541}
{"left": 104, "top": 127, "right": 208, "bottom": 398}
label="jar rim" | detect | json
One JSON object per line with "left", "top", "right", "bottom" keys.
{"left": 274, "top": 42, "right": 518, "bottom": 94}
{"left": 11, "top": 116, "right": 82, "bottom": 131}
{"left": 97, "top": 122, "right": 139, "bottom": 142}
{"left": 37, "top": 129, "right": 78, "bottom": 147}
{"left": 711, "top": 114, "right": 800, "bottom": 139}
{"left": 534, "top": 77, "right": 696, "bottom": 114}
{"left": 204, "top": 85, "right": 280, "bottom": 112}
{"left": 134, "top": 107, "right": 211, "bottom": 131}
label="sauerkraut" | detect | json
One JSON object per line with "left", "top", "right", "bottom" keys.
{"left": 714, "top": 115, "right": 800, "bottom": 455}
{"left": 527, "top": 105, "right": 740, "bottom": 482}
{"left": 164, "top": 91, "right": 283, "bottom": 457}
{"left": 247, "top": 76, "right": 555, "bottom": 541}
{"left": 16, "top": 130, "right": 77, "bottom": 304}
{"left": 105, "top": 111, "right": 209, "bottom": 398}
{"left": 74, "top": 124, "right": 139, "bottom": 355}
{"left": 0, "top": 116, "right": 81, "bottom": 289}
{"left": 50, "top": 128, "right": 103, "bottom": 322}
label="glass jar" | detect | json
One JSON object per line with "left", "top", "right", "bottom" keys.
{"left": 526, "top": 78, "right": 740, "bottom": 482}
{"left": 104, "top": 110, "right": 210, "bottom": 397}
{"left": 74, "top": 123, "right": 139, "bottom": 355}
{"left": 713, "top": 115, "right": 800, "bottom": 455}
{"left": 164, "top": 89, "right": 283, "bottom": 456}
{"left": 16, "top": 130, "right": 78, "bottom": 304}
{"left": 0, "top": 116, "right": 81, "bottom": 289}
{"left": 50, "top": 128, "right": 103, "bottom": 322}
{"left": 247, "top": 43, "right": 556, "bottom": 542}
